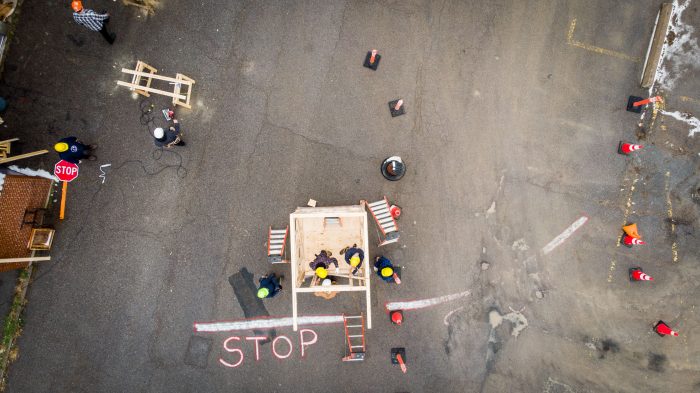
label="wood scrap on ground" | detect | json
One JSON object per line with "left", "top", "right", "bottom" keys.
{"left": 0, "top": 3, "right": 13, "bottom": 19}
{"left": 122, "top": 0, "right": 159, "bottom": 15}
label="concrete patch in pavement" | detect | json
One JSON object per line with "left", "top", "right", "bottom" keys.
{"left": 184, "top": 335, "right": 212, "bottom": 369}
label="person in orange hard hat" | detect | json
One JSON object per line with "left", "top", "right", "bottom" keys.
{"left": 71, "top": 1, "right": 116, "bottom": 45}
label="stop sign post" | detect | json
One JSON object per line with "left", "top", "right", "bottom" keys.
{"left": 54, "top": 160, "right": 79, "bottom": 220}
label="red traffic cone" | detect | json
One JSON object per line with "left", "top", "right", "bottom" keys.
{"left": 618, "top": 141, "right": 644, "bottom": 155}
{"left": 390, "top": 204, "right": 401, "bottom": 219}
{"left": 390, "top": 310, "right": 403, "bottom": 325}
{"left": 654, "top": 321, "right": 679, "bottom": 337}
{"left": 622, "top": 235, "right": 646, "bottom": 247}
{"left": 629, "top": 268, "right": 653, "bottom": 281}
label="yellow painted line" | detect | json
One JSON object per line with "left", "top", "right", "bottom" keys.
{"left": 646, "top": 100, "right": 664, "bottom": 134}
{"left": 664, "top": 171, "right": 679, "bottom": 263}
{"left": 608, "top": 173, "right": 639, "bottom": 283}
{"left": 679, "top": 96, "right": 700, "bottom": 105}
{"left": 567, "top": 19, "right": 641, "bottom": 63}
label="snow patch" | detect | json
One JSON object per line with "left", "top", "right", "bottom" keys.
{"left": 486, "top": 201, "right": 496, "bottom": 214}
{"left": 657, "top": 0, "right": 699, "bottom": 91}
{"left": 512, "top": 238, "right": 530, "bottom": 251}
{"left": 660, "top": 110, "right": 700, "bottom": 137}
{"left": 489, "top": 308, "right": 529, "bottom": 337}
{"left": 8, "top": 165, "right": 59, "bottom": 181}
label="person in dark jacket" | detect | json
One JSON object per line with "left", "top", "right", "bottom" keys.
{"left": 257, "top": 273, "right": 283, "bottom": 299}
{"left": 309, "top": 250, "right": 339, "bottom": 279}
{"left": 341, "top": 244, "right": 364, "bottom": 275}
{"left": 154, "top": 119, "right": 185, "bottom": 148}
{"left": 54, "top": 136, "right": 96, "bottom": 163}
{"left": 374, "top": 255, "right": 396, "bottom": 283}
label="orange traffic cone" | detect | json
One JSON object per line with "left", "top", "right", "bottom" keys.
{"left": 654, "top": 321, "right": 679, "bottom": 337}
{"left": 391, "top": 348, "right": 407, "bottom": 373}
{"left": 622, "top": 234, "right": 646, "bottom": 247}
{"left": 364, "top": 49, "right": 381, "bottom": 70}
{"left": 396, "top": 353, "right": 407, "bottom": 373}
{"left": 389, "top": 99, "right": 405, "bottom": 117}
{"left": 390, "top": 310, "right": 403, "bottom": 325}
{"left": 390, "top": 204, "right": 401, "bottom": 219}
{"left": 618, "top": 141, "right": 644, "bottom": 155}
{"left": 622, "top": 223, "right": 641, "bottom": 239}
{"left": 633, "top": 96, "right": 663, "bottom": 107}
{"left": 629, "top": 268, "right": 653, "bottom": 281}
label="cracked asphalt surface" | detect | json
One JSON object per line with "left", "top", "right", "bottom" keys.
{"left": 0, "top": 1, "right": 699, "bottom": 392}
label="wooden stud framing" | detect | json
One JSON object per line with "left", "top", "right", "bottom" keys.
{"left": 290, "top": 205, "right": 372, "bottom": 331}
{"left": 0, "top": 138, "right": 18, "bottom": 159}
{"left": 173, "top": 73, "right": 195, "bottom": 109}
{"left": 117, "top": 61, "right": 195, "bottom": 109}
{"left": 116, "top": 81, "right": 186, "bottom": 100}
{"left": 0, "top": 149, "right": 49, "bottom": 164}
{"left": 130, "top": 60, "right": 157, "bottom": 97}
{"left": 0, "top": 256, "right": 50, "bottom": 264}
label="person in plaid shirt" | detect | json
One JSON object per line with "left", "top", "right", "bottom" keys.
{"left": 71, "top": 1, "right": 115, "bottom": 45}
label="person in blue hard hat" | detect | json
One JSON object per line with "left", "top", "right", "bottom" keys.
{"left": 257, "top": 273, "right": 282, "bottom": 299}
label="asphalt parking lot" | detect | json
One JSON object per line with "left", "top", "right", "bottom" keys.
{"left": 1, "top": 1, "right": 699, "bottom": 392}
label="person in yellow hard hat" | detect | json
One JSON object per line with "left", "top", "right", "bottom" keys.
{"left": 341, "top": 244, "right": 364, "bottom": 275}
{"left": 257, "top": 273, "right": 282, "bottom": 299}
{"left": 54, "top": 136, "right": 97, "bottom": 164}
{"left": 309, "top": 250, "right": 338, "bottom": 278}
{"left": 374, "top": 255, "right": 397, "bottom": 283}
{"left": 315, "top": 267, "right": 328, "bottom": 279}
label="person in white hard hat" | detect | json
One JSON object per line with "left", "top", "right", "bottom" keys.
{"left": 153, "top": 119, "right": 185, "bottom": 148}
{"left": 314, "top": 278, "right": 337, "bottom": 300}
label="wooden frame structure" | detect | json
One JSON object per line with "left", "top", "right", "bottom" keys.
{"left": 117, "top": 60, "right": 196, "bottom": 109}
{"left": 27, "top": 228, "right": 55, "bottom": 251}
{"left": 289, "top": 205, "right": 371, "bottom": 331}
{"left": 0, "top": 138, "right": 48, "bottom": 164}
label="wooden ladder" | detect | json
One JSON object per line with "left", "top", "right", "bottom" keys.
{"left": 267, "top": 226, "right": 289, "bottom": 263}
{"left": 365, "top": 197, "right": 400, "bottom": 246}
{"left": 342, "top": 314, "right": 366, "bottom": 362}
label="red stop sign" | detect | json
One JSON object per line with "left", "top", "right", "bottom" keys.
{"left": 54, "top": 160, "right": 79, "bottom": 182}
